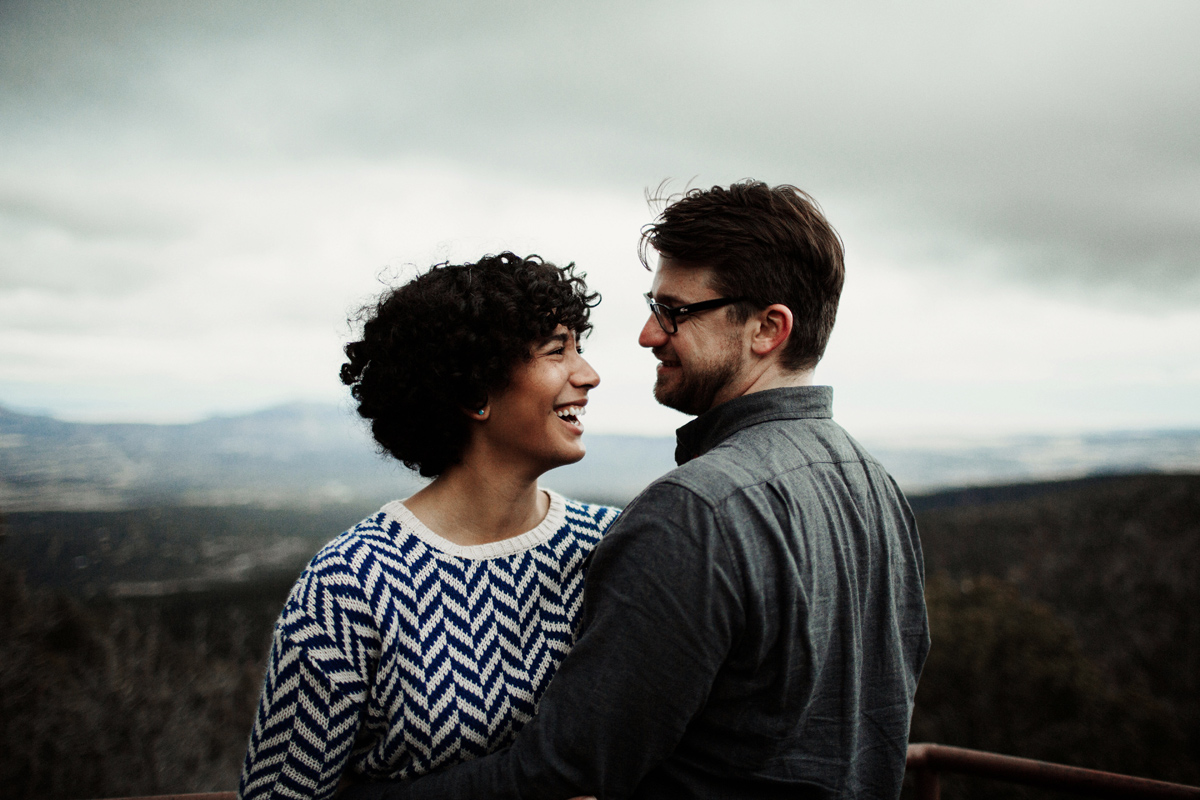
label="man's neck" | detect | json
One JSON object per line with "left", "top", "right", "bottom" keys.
{"left": 710, "top": 363, "right": 815, "bottom": 411}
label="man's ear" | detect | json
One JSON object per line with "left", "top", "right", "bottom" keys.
{"left": 749, "top": 304, "right": 793, "bottom": 357}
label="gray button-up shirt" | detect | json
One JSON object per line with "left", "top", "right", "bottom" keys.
{"left": 357, "top": 386, "right": 930, "bottom": 799}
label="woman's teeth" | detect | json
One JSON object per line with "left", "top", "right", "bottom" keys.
{"left": 555, "top": 406, "right": 585, "bottom": 422}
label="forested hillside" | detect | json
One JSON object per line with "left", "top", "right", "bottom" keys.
{"left": 909, "top": 473, "right": 1200, "bottom": 796}
{"left": 0, "top": 568, "right": 288, "bottom": 797}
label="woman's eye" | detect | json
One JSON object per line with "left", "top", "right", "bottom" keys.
{"left": 575, "top": 346, "right": 584, "bottom": 354}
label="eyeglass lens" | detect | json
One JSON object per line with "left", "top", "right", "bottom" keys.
{"left": 652, "top": 304, "right": 676, "bottom": 334}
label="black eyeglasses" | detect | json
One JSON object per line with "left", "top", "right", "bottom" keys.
{"left": 644, "top": 293, "right": 748, "bottom": 335}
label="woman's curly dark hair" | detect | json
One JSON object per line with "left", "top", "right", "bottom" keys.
{"left": 340, "top": 252, "right": 600, "bottom": 478}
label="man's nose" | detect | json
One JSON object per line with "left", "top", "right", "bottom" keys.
{"left": 638, "top": 314, "right": 667, "bottom": 348}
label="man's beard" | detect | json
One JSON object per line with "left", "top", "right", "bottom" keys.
{"left": 653, "top": 350, "right": 741, "bottom": 416}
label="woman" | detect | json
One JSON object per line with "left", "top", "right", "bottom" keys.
{"left": 237, "top": 253, "right": 619, "bottom": 799}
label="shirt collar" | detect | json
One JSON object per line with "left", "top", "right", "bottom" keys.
{"left": 674, "top": 385, "right": 833, "bottom": 465}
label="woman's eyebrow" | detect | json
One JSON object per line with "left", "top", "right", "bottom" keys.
{"left": 537, "top": 332, "right": 571, "bottom": 350}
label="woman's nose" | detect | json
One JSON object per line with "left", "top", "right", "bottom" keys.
{"left": 572, "top": 354, "right": 600, "bottom": 388}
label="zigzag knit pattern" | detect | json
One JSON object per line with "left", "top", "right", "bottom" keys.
{"left": 238, "top": 492, "right": 619, "bottom": 800}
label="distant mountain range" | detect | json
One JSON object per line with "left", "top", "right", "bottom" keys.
{"left": 2, "top": 402, "right": 1199, "bottom": 511}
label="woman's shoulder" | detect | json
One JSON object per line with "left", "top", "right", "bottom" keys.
{"left": 559, "top": 495, "right": 622, "bottom": 537}
{"left": 307, "top": 505, "right": 403, "bottom": 559}
{"left": 288, "top": 505, "right": 419, "bottom": 596}
{"left": 271, "top": 511, "right": 405, "bottom": 685}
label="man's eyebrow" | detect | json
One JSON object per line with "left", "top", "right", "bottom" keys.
{"left": 650, "top": 292, "right": 685, "bottom": 306}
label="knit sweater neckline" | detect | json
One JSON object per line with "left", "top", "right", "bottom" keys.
{"left": 380, "top": 488, "right": 567, "bottom": 560}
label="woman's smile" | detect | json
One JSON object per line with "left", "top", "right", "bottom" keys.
{"left": 554, "top": 403, "right": 586, "bottom": 432}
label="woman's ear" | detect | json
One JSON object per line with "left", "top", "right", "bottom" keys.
{"left": 465, "top": 406, "right": 489, "bottom": 421}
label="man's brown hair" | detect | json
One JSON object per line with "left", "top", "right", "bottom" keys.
{"left": 640, "top": 180, "right": 845, "bottom": 371}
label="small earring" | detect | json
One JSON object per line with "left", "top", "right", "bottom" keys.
{"left": 477, "top": 409, "right": 485, "bottom": 415}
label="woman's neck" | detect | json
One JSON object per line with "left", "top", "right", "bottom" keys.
{"left": 402, "top": 459, "right": 549, "bottom": 547}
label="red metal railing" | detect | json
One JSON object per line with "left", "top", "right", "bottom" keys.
{"left": 907, "top": 743, "right": 1200, "bottom": 799}
{"left": 98, "top": 745, "right": 1200, "bottom": 800}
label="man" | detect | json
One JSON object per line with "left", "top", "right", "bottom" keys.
{"left": 346, "top": 181, "right": 930, "bottom": 798}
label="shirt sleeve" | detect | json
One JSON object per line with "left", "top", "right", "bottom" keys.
{"left": 343, "top": 481, "right": 745, "bottom": 800}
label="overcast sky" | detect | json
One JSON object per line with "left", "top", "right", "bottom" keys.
{"left": 1, "top": 0, "right": 1198, "bottom": 439}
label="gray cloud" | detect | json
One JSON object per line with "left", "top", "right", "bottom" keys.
{"left": 2, "top": 0, "right": 1198, "bottom": 301}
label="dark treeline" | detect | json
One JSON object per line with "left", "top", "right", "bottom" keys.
{"left": 0, "top": 568, "right": 282, "bottom": 797}
{"left": 2, "top": 473, "right": 1198, "bottom": 799}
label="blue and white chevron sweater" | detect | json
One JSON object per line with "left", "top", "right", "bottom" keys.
{"left": 237, "top": 490, "right": 619, "bottom": 800}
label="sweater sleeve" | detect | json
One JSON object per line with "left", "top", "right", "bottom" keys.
{"left": 238, "top": 625, "right": 365, "bottom": 800}
{"left": 239, "top": 546, "right": 379, "bottom": 800}
{"left": 342, "top": 481, "right": 745, "bottom": 800}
